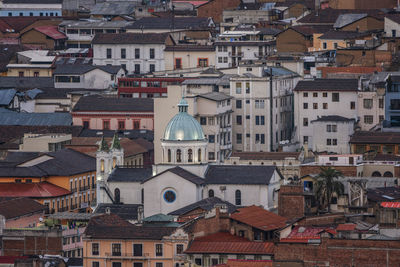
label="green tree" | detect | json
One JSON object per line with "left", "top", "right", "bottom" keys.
{"left": 314, "top": 167, "right": 344, "bottom": 212}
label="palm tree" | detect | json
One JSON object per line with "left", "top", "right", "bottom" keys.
{"left": 314, "top": 167, "right": 344, "bottom": 213}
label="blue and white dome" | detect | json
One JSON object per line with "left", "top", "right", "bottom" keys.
{"left": 163, "top": 98, "right": 205, "bottom": 141}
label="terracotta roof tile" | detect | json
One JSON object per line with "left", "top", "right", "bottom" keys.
{"left": 280, "top": 226, "right": 336, "bottom": 243}
{"left": 0, "top": 182, "right": 71, "bottom": 198}
{"left": 218, "top": 259, "right": 273, "bottom": 267}
{"left": 34, "top": 26, "right": 66, "bottom": 40}
{"left": 185, "top": 232, "right": 274, "bottom": 255}
{"left": 230, "top": 206, "right": 287, "bottom": 231}
{"left": 350, "top": 131, "right": 400, "bottom": 144}
{"left": 0, "top": 197, "right": 46, "bottom": 219}
{"left": 336, "top": 223, "right": 357, "bottom": 231}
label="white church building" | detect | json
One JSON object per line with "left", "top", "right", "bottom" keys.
{"left": 96, "top": 98, "right": 282, "bottom": 217}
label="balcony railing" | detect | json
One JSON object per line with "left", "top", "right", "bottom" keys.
{"left": 105, "top": 252, "right": 150, "bottom": 259}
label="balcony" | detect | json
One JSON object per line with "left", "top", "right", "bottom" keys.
{"left": 105, "top": 252, "right": 150, "bottom": 259}
{"left": 228, "top": 52, "right": 244, "bottom": 57}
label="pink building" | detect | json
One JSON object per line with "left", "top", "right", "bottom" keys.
{"left": 72, "top": 95, "right": 154, "bottom": 131}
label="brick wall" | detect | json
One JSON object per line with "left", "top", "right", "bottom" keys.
{"left": 300, "top": 165, "right": 357, "bottom": 177}
{"left": 278, "top": 185, "right": 305, "bottom": 220}
{"left": 297, "top": 213, "right": 345, "bottom": 226}
{"left": 197, "top": 0, "right": 241, "bottom": 23}
{"left": 189, "top": 208, "right": 231, "bottom": 240}
{"left": 274, "top": 237, "right": 400, "bottom": 266}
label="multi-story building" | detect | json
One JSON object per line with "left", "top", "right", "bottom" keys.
{"left": 164, "top": 45, "right": 216, "bottom": 71}
{"left": 82, "top": 213, "right": 188, "bottom": 267}
{"left": 215, "top": 28, "right": 277, "bottom": 69}
{"left": 59, "top": 20, "right": 133, "bottom": 49}
{"left": 385, "top": 74, "right": 400, "bottom": 127}
{"left": 0, "top": 0, "right": 62, "bottom": 16}
{"left": 231, "top": 66, "right": 300, "bottom": 152}
{"left": 92, "top": 33, "right": 174, "bottom": 74}
{"left": 118, "top": 77, "right": 187, "bottom": 98}
{"left": 294, "top": 79, "right": 359, "bottom": 151}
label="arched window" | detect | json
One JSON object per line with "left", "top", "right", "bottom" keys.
{"left": 188, "top": 149, "right": 193, "bottom": 162}
{"left": 384, "top": 171, "right": 393, "bottom": 177}
{"left": 100, "top": 159, "right": 105, "bottom": 172}
{"left": 208, "top": 189, "right": 214, "bottom": 198}
{"left": 235, "top": 190, "right": 241, "bottom": 206}
{"left": 167, "top": 149, "right": 171, "bottom": 162}
{"left": 114, "top": 188, "right": 120, "bottom": 204}
{"left": 198, "top": 149, "right": 202, "bottom": 162}
{"left": 177, "top": 149, "right": 182, "bottom": 162}
{"left": 372, "top": 171, "right": 382, "bottom": 177}
{"left": 112, "top": 157, "right": 117, "bottom": 168}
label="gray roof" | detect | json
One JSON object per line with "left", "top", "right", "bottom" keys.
{"left": 0, "top": 77, "right": 54, "bottom": 90}
{"left": 0, "top": 110, "right": 71, "bottom": 126}
{"left": 60, "top": 20, "right": 134, "bottom": 29}
{"left": 94, "top": 203, "right": 142, "bottom": 221}
{"left": 90, "top": 1, "right": 136, "bottom": 15}
{"left": 54, "top": 64, "right": 122, "bottom": 75}
{"left": 48, "top": 212, "right": 95, "bottom": 220}
{"left": 0, "top": 89, "right": 17, "bottom": 106}
{"left": 127, "top": 17, "right": 212, "bottom": 30}
{"left": 92, "top": 33, "right": 170, "bottom": 45}
{"left": 72, "top": 95, "right": 153, "bottom": 112}
{"left": 198, "top": 92, "right": 232, "bottom": 102}
{"left": 319, "top": 30, "right": 372, "bottom": 40}
{"left": 294, "top": 79, "right": 358, "bottom": 91}
{"left": 142, "top": 167, "right": 204, "bottom": 185}
{"left": 108, "top": 167, "right": 152, "bottom": 182}
{"left": 263, "top": 67, "right": 298, "bottom": 77}
{"left": 3, "top": 0, "right": 61, "bottom": 3}
{"left": 182, "top": 78, "right": 221, "bottom": 85}
{"left": 311, "top": 115, "right": 355, "bottom": 123}
{"left": 204, "top": 165, "right": 281, "bottom": 185}
{"left": 333, "top": 13, "right": 367, "bottom": 29}
{"left": 169, "top": 197, "right": 237, "bottom": 216}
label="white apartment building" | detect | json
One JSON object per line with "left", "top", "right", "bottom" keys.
{"left": 215, "top": 29, "right": 277, "bottom": 69}
{"left": 231, "top": 65, "right": 300, "bottom": 152}
{"left": 294, "top": 79, "right": 359, "bottom": 150}
{"left": 92, "top": 33, "right": 174, "bottom": 74}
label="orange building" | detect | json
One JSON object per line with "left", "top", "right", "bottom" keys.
{"left": 83, "top": 214, "right": 189, "bottom": 267}
{"left": 0, "top": 149, "right": 96, "bottom": 213}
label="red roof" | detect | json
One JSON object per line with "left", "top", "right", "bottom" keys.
{"left": 230, "top": 206, "right": 287, "bottom": 231}
{"left": 185, "top": 232, "right": 274, "bottom": 255}
{"left": 0, "top": 182, "right": 71, "bottom": 198}
{"left": 336, "top": 223, "right": 356, "bottom": 231}
{"left": 280, "top": 226, "right": 336, "bottom": 243}
{"left": 381, "top": 202, "right": 400, "bottom": 208}
{"left": 217, "top": 259, "right": 273, "bottom": 267}
{"left": 34, "top": 26, "right": 66, "bottom": 40}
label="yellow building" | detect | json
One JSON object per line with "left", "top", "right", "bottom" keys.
{"left": 164, "top": 45, "right": 215, "bottom": 71}
{"left": 83, "top": 213, "right": 188, "bottom": 267}
{"left": 6, "top": 50, "right": 55, "bottom": 77}
{"left": 0, "top": 149, "right": 96, "bottom": 213}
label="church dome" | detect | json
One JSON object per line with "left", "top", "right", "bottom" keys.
{"left": 163, "top": 98, "right": 205, "bottom": 141}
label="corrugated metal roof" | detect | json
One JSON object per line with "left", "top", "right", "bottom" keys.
{"left": 381, "top": 202, "right": 400, "bottom": 208}
{"left": 333, "top": 13, "right": 367, "bottom": 29}
{"left": 0, "top": 89, "right": 17, "bottom": 106}
{"left": 0, "top": 110, "right": 71, "bottom": 126}
{"left": 34, "top": 26, "right": 67, "bottom": 40}
{"left": 230, "top": 206, "right": 287, "bottom": 231}
{"left": 90, "top": 2, "right": 136, "bottom": 15}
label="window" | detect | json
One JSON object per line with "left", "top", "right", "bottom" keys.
{"left": 208, "top": 189, "right": 214, "bottom": 198}
{"left": 176, "top": 149, "right": 182, "bottom": 162}
{"left": 176, "top": 244, "right": 184, "bottom": 254}
{"left": 150, "top": 48, "right": 155, "bottom": 59}
{"left": 133, "top": 244, "right": 143, "bottom": 256}
{"left": 379, "top": 115, "right": 384, "bottom": 123}
{"left": 323, "top": 92, "right": 328, "bottom": 97}
{"left": 106, "top": 48, "right": 112, "bottom": 59}
{"left": 332, "top": 93, "right": 339, "bottom": 102}
{"left": 313, "top": 92, "right": 318, "bottom": 97}
{"left": 198, "top": 58, "right": 208, "bottom": 67}
{"left": 149, "top": 64, "right": 155, "bottom": 73}
{"left": 236, "top": 100, "right": 242, "bottom": 109}
{"left": 92, "top": 262, "right": 99, "bottom": 267}
{"left": 303, "top": 118, "right": 308, "bottom": 126}
{"left": 156, "top": 263, "right": 163, "bottom": 267}
{"left": 208, "top": 152, "right": 215, "bottom": 160}
{"left": 92, "top": 243, "right": 99, "bottom": 256}
{"left": 134, "top": 64, "right": 140, "bottom": 74}
{"left": 235, "top": 190, "right": 241, "bottom": 205}
{"left": 155, "top": 244, "right": 163, "bottom": 256}
{"left": 134, "top": 263, "right": 143, "bottom": 267}
{"left": 303, "top": 136, "right": 308, "bottom": 143}
{"left": 135, "top": 48, "right": 140, "bottom": 59}
{"left": 326, "top": 139, "right": 338, "bottom": 146}
{"left": 121, "top": 48, "right": 126, "bottom": 59}
{"left": 245, "top": 82, "right": 250, "bottom": 94}
{"left": 236, "top": 115, "right": 242, "bottom": 125}
{"left": 363, "top": 99, "right": 373, "bottom": 109}
{"left": 133, "top": 121, "right": 140, "bottom": 129}
{"left": 334, "top": 42, "right": 338, "bottom": 49}
{"left": 218, "top": 57, "right": 223, "bottom": 63}
{"left": 200, "top": 117, "right": 207, "bottom": 125}
{"left": 237, "top": 133, "right": 242, "bottom": 144}
{"left": 208, "top": 135, "right": 215, "bottom": 143}
{"left": 326, "top": 125, "right": 337, "bottom": 132}
{"left": 103, "top": 120, "right": 110, "bottom": 130}
{"left": 19, "top": 71, "right": 24, "bottom": 77}
{"left": 323, "top": 103, "right": 328, "bottom": 109}
{"left": 118, "top": 121, "right": 125, "bottom": 130}
{"left": 303, "top": 92, "right": 308, "bottom": 97}
{"left": 379, "top": 98, "right": 384, "bottom": 108}
{"left": 195, "top": 259, "right": 202, "bottom": 266}
{"left": 255, "top": 116, "right": 265, "bottom": 125}
{"left": 393, "top": 29, "right": 397, "bottom": 37}
{"left": 208, "top": 117, "right": 214, "bottom": 125}
{"left": 350, "top": 101, "right": 355, "bottom": 109}
{"left": 364, "top": 115, "right": 373, "bottom": 124}
{"left": 188, "top": 149, "right": 193, "bottom": 162}
{"left": 236, "top": 82, "right": 242, "bottom": 94}
{"left": 323, "top": 42, "right": 327, "bottom": 49}
{"left": 313, "top": 103, "right": 318, "bottom": 109}
{"left": 303, "top": 103, "right": 308, "bottom": 109}
{"left": 112, "top": 263, "right": 121, "bottom": 267}
{"left": 34, "top": 72, "right": 39, "bottom": 77}
{"left": 255, "top": 100, "right": 264, "bottom": 108}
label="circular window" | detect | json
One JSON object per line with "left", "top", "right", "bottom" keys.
{"left": 163, "top": 190, "right": 176, "bottom": 203}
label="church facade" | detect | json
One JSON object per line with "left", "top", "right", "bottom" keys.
{"left": 96, "top": 98, "right": 282, "bottom": 217}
